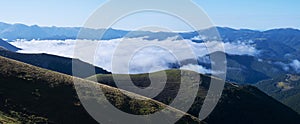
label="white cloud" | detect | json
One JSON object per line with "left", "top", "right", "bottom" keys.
{"left": 180, "top": 64, "right": 212, "bottom": 74}
{"left": 290, "top": 60, "right": 300, "bottom": 72}
{"left": 191, "top": 35, "right": 207, "bottom": 40}
{"left": 190, "top": 41, "right": 258, "bottom": 57}
{"left": 274, "top": 60, "right": 300, "bottom": 73}
{"left": 11, "top": 39, "right": 75, "bottom": 58}
{"left": 223, "top": 42, "right": 258, "bottom": 56}
{"left": 11, "top": 38, "right": 258, "bottom": 74}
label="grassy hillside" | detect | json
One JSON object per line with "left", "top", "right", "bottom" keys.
{"left": 0, "top": 111, "right": 21, "bottom": 124}
{"left": 256, "top": 74, "right": 300, "bottom": 114}
{"left": 88, "top": 71, "right": 300, "bottom": 124}
{"left": 0, "top": 56, "right": 202, "bottom": 124}
{"left": 0, "top": 39, "right": 21, "bottom": 52}
{"left": 0, "top": 49, "right": 110, "bottom": 78}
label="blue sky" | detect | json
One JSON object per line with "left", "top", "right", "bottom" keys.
{"left": 0, "top": 0, "right": 299, "bottom": 31}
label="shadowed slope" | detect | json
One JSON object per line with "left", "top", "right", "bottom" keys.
{"left": 0, "top": 49, "right": 110, "bottom": 78}
{"left": 0, "top": 39, "right": 20, "bottom": 52}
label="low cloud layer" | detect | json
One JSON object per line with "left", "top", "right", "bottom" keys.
{"left": 180, "top": 64, "right": 212, "bottom": 74}
{"left": 11, "top": 38, "right": 258, "bottom": 74}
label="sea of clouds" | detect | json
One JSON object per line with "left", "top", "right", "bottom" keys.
{"left": 11, "top": 38, "right": 259, "bottom": 74}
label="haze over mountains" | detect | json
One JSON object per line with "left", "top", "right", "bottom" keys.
{"left": 1, "top": 22, "right": 300, "bottom": 46}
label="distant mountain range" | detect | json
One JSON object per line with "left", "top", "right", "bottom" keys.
{"left": 199, "top": 52, "right": 287, "bottom": 84}
{"left": 0, "top": 22, "right": 169, "bottom": 41}
{"left": 1, "top": 22, "right": 300, "bottom": 47}
{"left": 1, "top": 21, "right": 300, "bottom": 60}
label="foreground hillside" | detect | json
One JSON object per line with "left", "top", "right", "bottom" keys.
{"left": 0, "top": 56, "right": 202, "bottom": 123}
{"left": 88, "top": 71, "right": 300, "bottom": 124}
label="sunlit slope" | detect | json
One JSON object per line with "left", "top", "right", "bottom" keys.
{"left": 256, "top": 74, "right": 300, "bottom": 114}
{"left": 0, "top": 56, "right": 202, "bottom": 124}
{"left": 88, "top": 70, "right": 300, "bottom": 124}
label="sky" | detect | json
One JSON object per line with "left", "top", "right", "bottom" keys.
{"left": 0, "top": 0, "right": 299, "bottom": 31}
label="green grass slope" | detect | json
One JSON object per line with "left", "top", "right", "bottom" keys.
{"left": 88, "top": 71, "right": 300, "bottom": 124}
{"left": 0, "top": 111, "right": 21, "bottom": 124}
{"left": 0, "top": 56, "right": 202, "bottom": 124}
{"left": 0, "top": 49, "right": 110, "bottom": 78}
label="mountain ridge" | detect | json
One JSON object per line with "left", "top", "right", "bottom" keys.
{"left": 0, "top": 56, "right": 202, "bottom": 123}
{"left": 87, "top": 70, "right": 300, "bottom": 124}
{"left": 1, "top": 22, "right": 300, "bottom": 41}
{"left": 0, "top": 39, "right": 21, "bottom": 52}
{"left": 0, "top": 49, "right": 110, "bottom": 78}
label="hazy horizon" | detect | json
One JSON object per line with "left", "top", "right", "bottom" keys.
{"left": 1, "top": 21, "right": 299, "bottom": 32}
{"left": 0, "top": 0, "right": 299, "bottom": 31}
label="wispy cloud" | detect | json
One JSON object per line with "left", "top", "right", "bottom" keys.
{"left": 274, "top": 60, "right": 300, "bottom": 73}
{"left": 290, "top": 60, "right": 300, "bottom": 73}
{"left": 180, "top": 64, "right": 212, "bottom": 74}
